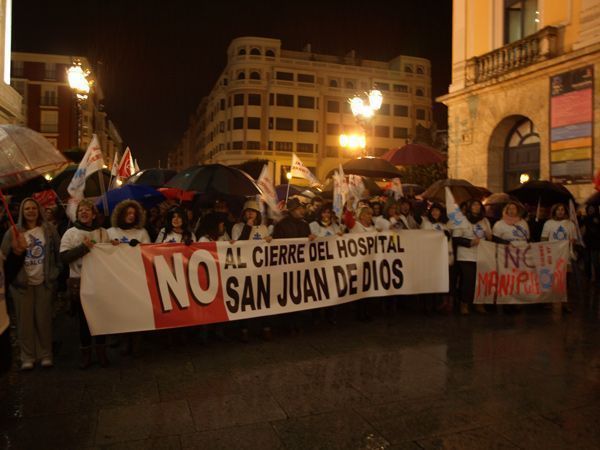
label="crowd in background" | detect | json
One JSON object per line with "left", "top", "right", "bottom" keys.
{"left": 1, "top": 188, "right": 599, "bottom": 372}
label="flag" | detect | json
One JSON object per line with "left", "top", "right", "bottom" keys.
{"left": 445, "top": 187, "right": 466, "bottom": 229}
{"left": 117, "top": 147, "right": 134, "bottom": 178}
{"left": 110, "top": 152, "right": 119, "bottom": 177}
{"left": 569, "top": 199, "right": 584, "bottom": 247}
{"left": 290, "top": 153, "right": 320, "bottom": 187}
{"left": 347, "top": 175, "right": 365, "bottom": 210}
{"left": 32, "top": 189, "right": 58, "bottom": 210}
{"left": 256, "top": 164, "right": 282, "bottom": 220}
{"left": 67, "top": 134, "right": 104, "bottom": 200}
{"left": 389, "top": 178, "right": 403, "bottom": 200}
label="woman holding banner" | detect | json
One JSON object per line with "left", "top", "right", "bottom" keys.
{"left": 309, "top": 202, "right": 343, "bottom": 237}
{"left": 60, "top": 199, "right": 111, "bottom": 369}
{"left": 108, "top": 200, "right": 151, "bottom": 245}
{"left": 155, "top": 206, "right": 196, "bottom": 244}
{"left": 452, "top": 199, "right": 492, "bottom": 315}
{"left": 492, "top": 202, "right": 530, "bottom": 244}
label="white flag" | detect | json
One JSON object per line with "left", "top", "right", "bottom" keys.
{"left": 446, "top": 186, "right": 466, "bottom": 229}
{"left": 348, "top": 175, "right": 366, "bottom": 210}
{"left": 390, "top": 178, "right": 403, "bottom": 200}
{"left": 257, "top": 164, "right": 282, "bottom": 219}
{"left": 110, "top": 152, "right": 119, "bottom": 177}
{"left": 67, "top": 134, "right": 104, "bottom": 200}
{"left": 290, "top": 153, "right": 320, "bottom": 187}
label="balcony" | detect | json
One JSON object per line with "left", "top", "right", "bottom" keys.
{"left": 465, "top": 26, "right": 559, "bottom": 86}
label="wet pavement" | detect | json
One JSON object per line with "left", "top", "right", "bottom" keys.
{"left": 0, "top": 282, "right": 599, "bottom": 449}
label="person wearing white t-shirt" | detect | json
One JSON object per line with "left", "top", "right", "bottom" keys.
{"left": 344, "top": 205, "right": 377, "bottom": 234}
{"left": 309, "top": 203, "right": 343, "bottom": 237}
{"left": 107, "top": 200, "right": 151, "bottom": 245}
{"left": 155, "top": 206, "right": 196, "bottom": 244}
{"left": 231, "top": 200, "right": 271, "bottom": 242}
{"left": 492, "top": 202, "right": 530, "bottom": 244}
{"left": 1, "top": 198, "right": 61, "bottom": 370}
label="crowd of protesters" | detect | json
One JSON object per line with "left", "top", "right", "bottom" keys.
{"left": 1, "top": 187, "right": 599, "bottom": 372}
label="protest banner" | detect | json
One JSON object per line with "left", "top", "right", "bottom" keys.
{"left": 81, "top": 231, "right": 449, "bottom": 335}
{"left": 474, "top": 240, "right": 569, "bottom": 305}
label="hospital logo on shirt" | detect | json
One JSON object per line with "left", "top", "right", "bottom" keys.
{"left": 25, "top": 236, "right": 45, "bottom": 266}
{"left": 552, "top": 225, "right": 567, "bottom": 241}
{"left": 473, "top": 223, "right": 485, "bottom": 238}
{"left": 512, "top": 225, "right": 528, "bottom": 239}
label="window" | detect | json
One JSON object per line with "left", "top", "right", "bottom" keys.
{"left": 505, "top": 0, "right": 538, "bottom": 44}
{"left": 375, "top": 82, "right": 390, "bottom": 91}
{"left": 223, "top": 78, "right": 228, "bottom": 86}
{"left": 233, "top": 141, "right": 244, "bottom": 149}
{"left": 276, "top": 94, "right": 294, "bottom": 107}
{"left": 238, "top": 48, "right": 246, "bottom": 56}
{"left": 44, "top": 63, "right": 56, "bottom": 80}
{"left": 404, "top": 65, "right": 413, "bottom": 73}
{"left": 11, "top": 60, "right": 24, "bottom": 77}
{"left": 40, "top": 110, "right": 58, "bottom": 133}
{"left": 275, "top": 141, "right": 293, "bottom": 151}
{"left": 329, "top": 79, "right": 339, "bottom": 88}
{"left": 416, "top": 109, "right": 426, "bottom": 120}
{"left": 247, "top": 141, "right": 261, "bottom": 149}
{"left": 394, "top": 105, "right": 409, "bottom": 117}
{"left": 219, "top": 122, "right": 225, "bottom": 132}
{"left": 416, "top": 65, "right": 425, "bottom": 75}
{"left": 297, "top": 143, "right": 314, "bottom": 153}
{"left": 393, "top": 84, "right": 408, "bottom": 93}
{"left": 220, "top": 98, "right": 225, "bottom": 110}
{"left": 269, "top": 93, "right": 274, "bottom": 105}
{"left": 268, "top": 141, "right": 273, "bottom": 150}
{"left": 297, "top": 73, "right": 315, "bottom": 83}
{"left": 379, "top": 104, "right": 390, "bottom": 115}
{"left": 297, "top": 120, "right": 314, "bottom": 132}
{"left": 276, "top": 71, "right": 294, "bottom": 81}
{"left": 233, "top": 94, "right": 244, "bottom": 106}
{"left": 41, "top": 85, "right": 57, "bottom": 106}
{"left": 374, "top": 126, "right": 390, "bottom": 138}
{"left": 266, "top": 49, "right": 275, "bottom": 57}
{"left": 248, "top": 94, "right": 261, "bottom": 105}
{"left": 275, "top": 118, "right": 294, "bottom": 131}
{"left": 327, "top": 100, "right": 340, "bottom": 113}
{"left": 237, "top": 71, "right": 246, "bottom": 80}
{"left": 247, "top": 117, "right": 261, "bottom": 129}
{"left": 393, "top": 127, "right": 408, "bottom": 139}
{"left": 250, "top": 71, "right": 261, "bottom": 80}
{"left": 345, "top": 80, "right": 355, "bottom": 89}
{"left": 415, "top": 88, "right": 425, "bottom": 97}
{"left": 298, "top": 96, "right": 315, "bottom": 109}
{"left": 250, "top": 48, "right": 261, "bottom": 55}
{"left": 326, "top": 123, "right": 340, "bottom": 135}
{"left": 233, "top": 117, "right": 244, "bottom": 129}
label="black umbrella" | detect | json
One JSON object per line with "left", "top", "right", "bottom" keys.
{"left": 507, "top": 180, "right": 575, "bottom": 207}
{"left": 126, "top": 168, "right": 177, "bottom": 187}
{"left": 166, "top": 164, "right": 261, "bottom": 196}
{"left": 329, "top": 157, "right": 403, "bottom": 179}
{"left": 49, "top": 165, "right": 112, "bottom": 201}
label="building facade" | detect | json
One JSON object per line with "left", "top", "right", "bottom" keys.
{"left": 438, "top": 0, "right": 600, "bottom": 202}
{"left": 0, "top": 0, "right": 22, "bottom": 124}
{"left": 10, "top": 52, "right": 122, "bottom": 165}
{"left": 170, "top": 37, "right": 432, "bottom": 183}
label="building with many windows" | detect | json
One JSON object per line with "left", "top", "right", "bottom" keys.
{"left": 0, "top": 0, "right": 22, "bottom": 124}
{"left": 10, "top": 52, "right": 122, "bottom": 165}
{"left": 438, "top": 0, "right": 600, "bottom": 202}
{"left": 170, "top": 37, "right": 432, "bottom": 183}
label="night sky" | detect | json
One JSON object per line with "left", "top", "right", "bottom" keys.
{"left": 13, "top": 0, "right": 452, "bottom": 168}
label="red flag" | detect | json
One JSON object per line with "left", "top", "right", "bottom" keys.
{"left": 117, "top": 147, "right": 134, "bottom": 178}
{"left": 32, "top": 189, "right": 58, "bottom": 209}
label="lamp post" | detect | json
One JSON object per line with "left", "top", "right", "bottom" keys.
{"left": 67, "top": 61, "right": 91, "bottom": 149}
{"left": 339, "top": 89, "right": 382, "bottom": 157}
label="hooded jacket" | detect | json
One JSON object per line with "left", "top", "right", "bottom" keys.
{"left": 107, "top": 200, "right": 151, "bottom": 244}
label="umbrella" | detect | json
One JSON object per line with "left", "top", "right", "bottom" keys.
{"left": 49, "top": 165, "right": 112, "bottom": 201}
{"left": 507, "top": 180, "right": 575, "bottom": 207}
{"left": 157, "top": 187, "right": 196, "bottom": 202}
{"left": 400, "top": 183, "right": 426, "bottom": 197}
{"left": 421, "top": 179, "right": 489, "bottom": 204}
{"left": 126, "top": 168, "right": 177, "bottom": 187}
{"left": 585, "top": 191, "right": 600, "bottom": 206}
{"left": 321, "top": 177, "right": 383, "bottom": 199}
{"left": 381, "top": 144, "right": 446, "bottom": 166}
{"left": 166, "top": 164, "right": 261, "bottom": 197}
{"left": 95, "top": 184, "right": 166, "bottom": 215}
{"left": 275, "top": 184, "right": 318, "bottom": 202}
{"left": 0, "top": 125, "right": 68, "bottom": 188}
{"left": 331, "top": 157, "right": 403, "bottom": 179}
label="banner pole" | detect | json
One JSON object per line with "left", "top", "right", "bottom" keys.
{"left": 98, "top": 170, "right": 109, "bottom": 215}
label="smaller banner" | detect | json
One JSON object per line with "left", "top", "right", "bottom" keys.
{"left": 475, "top": 240, "right": 569, "bottom": 304}
{"left": 290, "top": 153, "right": 320, "bottom": 186}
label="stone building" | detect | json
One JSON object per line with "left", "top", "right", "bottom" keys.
{"left": 438, "top": 0, "right": 600, "bottom": 202}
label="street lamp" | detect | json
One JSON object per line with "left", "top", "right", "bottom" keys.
{"left": 67, "top": 61, "right": 91, "bottom": 148}
{"left": 339, "top": 89, "right": 382, "bottom": 157}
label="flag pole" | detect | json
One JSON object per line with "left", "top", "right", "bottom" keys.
{"left": 98, "top": 170, "right": 109, "bottom": 216}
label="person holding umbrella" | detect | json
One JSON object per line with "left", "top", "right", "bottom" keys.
{"left": 1, "top": 198, "right": 62, "bottom": 369}
{"left": 60, "top": 199, "right": 111, "bottom": 368}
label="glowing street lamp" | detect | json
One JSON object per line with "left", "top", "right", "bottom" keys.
{"left": 339, "top": 133, "right": 366, "bottom": 151}
{"left": 67, "top": 61, "right": 91, "bottom": 148}
{"left": 519, "top": 173, "right": 530, "bottom": 184}
{"left": 345, "top": 89, "right": 383, "bottom": 156}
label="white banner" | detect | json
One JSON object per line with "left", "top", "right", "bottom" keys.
{"left": 67, "top": 134, "right": 103, "bottom": 199}
{"left": 474, "top": 240, "right": 569, "bottom": 304}
{"left": 81, "top": 231, "right": 449, "bottom": 335}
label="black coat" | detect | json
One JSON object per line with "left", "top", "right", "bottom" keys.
{"left": 272, "top": 215, "right": 311, "bottom": 239}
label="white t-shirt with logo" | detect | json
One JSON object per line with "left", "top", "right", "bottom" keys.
{"left": 309, "top": 221, "right": 341, "bottom": 238}
{"left": 107, "top": 227, "right": 151, "bottom": 244}
{"left": 492, "top": 219, "right": 530, "bottom": 242}
{"left": 231, "top": 223, "right": 270, "bottom": 241}
{"left": 452, "top": 218, "right": 492, "bottom": 262}
{"left": 23, "top": 226, "right": 46, "bottom": 285}
{"left": 155, "top": 228, "right": 197, "bottom": 243}
{"left": 60, "top": 227, "right": 110, "bottom": 278}
{"left": 541, "top": 219, "right": 576, "bottom": 242}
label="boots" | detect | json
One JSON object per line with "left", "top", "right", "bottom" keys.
{"left": 460, "top": 302, "right": 470, "bottom": 315}
{"left": 96, "top": 344, "right": 109, "bottom": 368}
{"left": 80, "top": 347, "right": 92, "bottom": 370}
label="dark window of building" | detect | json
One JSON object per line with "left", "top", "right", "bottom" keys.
{"left": 345, "top": 80, "right": 355, "bottom": 89}
{"left": 415, "top": 88, "right": 425, "bottom": 97}
{"left": 250, "top": 48, "right": 261, "bottom": 55}
{"left": 416, "top": 65, "right": 425, "bottom": 74}
{"left": 275, "top": 118, "right": 294, "bottom": 131}
{"left": 329, "top": 79, "right": 339, "bottom": 88}
{"left": 248, "top": 94, "right": 261, "bottom": 105}
{"left": 269, "top": 93, "right": 274, "bottom": 105}
{"left": 405, "top": 65, "right": 413, "bottom": 73}
{"left": 298, "top": 96, "right": 315, "bottom": 109}
{"left": 268, "top": 141, "right": 273, "bottom": 150}
{"left": 297, "top": 120, "right": 315, "bottom": 132}
{"left": 223, "top": 78, "right": 228, "bottom": 86}
{"left": 393, "top": 127, "right": 408, "bottom": 139}
{"left": 374, "top": 126, "right": 390, "bottom": 138}
{"left": 44, "top": 63, "right": 56, "bottom": 80}
{"left": 219, "top": 122, "right": 225, "bottom": 132}
{"left": 247, "top": 141, "right": 260, "bottom": 149}
{"left": 505, "top": 0, "right": 538, "bottom": 44}
{"left": 276, "top": 71, "right": 294, "bottom": 81}
{"left": 233, "top": 141, "right": 244, "bottom": 149}
{"left": 233, "top": 94, "right": 244, "bottom": 106}
{"left": 250, "top": 71, "right": 261, "bottom": 80}
{"left": 393, "top": 84, "right": 408, "bottom": 93}
{"left": 237, "top": 71, "right": 246, "bottom": 80}
{"left": 297, "top": 143, "right": 314, "bottom": 153}
{"left": 247, "top": 117, "right": 261, "bottom": 129}
{"left": 238, "top": 48, "right": 246, "bottom": 56}
{"left": 379, "top": 104, "right": 390, "bottom": 115}
{"left": 394, "top": 105, "right": 409, "bottom": 117}
{"left": 326, "top": 123, "right": 340, "bottom": 135}
{"left": 268, "top": 117, "right": 273, "bottom": 129}
{"left": 266, "top": 49, "right": 275, "bottom": 57}
{"left": 276, "top": 94, "right": 294, "bottom": 107}
{"left": 275, "top": 141, "right": 293, "bottom": 151}
{"left": 375, "top": 82, "right": 390, "bottom": 91}
{"left": 233, "top": 117, "right": 244, "bottom": 129}
{"left": 416, "top": 109, "right": 426, "bottom": 120}
{"left": 220, "top": 98, "right": 225, "bottom": 110}
{"left": 327, "top": 100, "right": 340, "bottom": 113}
{"left": 297, "top": 73, "right": 315, "bottom": 83}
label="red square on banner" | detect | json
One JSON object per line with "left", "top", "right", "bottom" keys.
{"left": 141, "top": 242, "right": 229, "bottom": 329}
